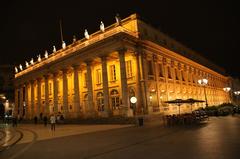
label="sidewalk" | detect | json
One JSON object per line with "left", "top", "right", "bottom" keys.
{"left": 16, "top": 124, "right": 134, "bottom": 144}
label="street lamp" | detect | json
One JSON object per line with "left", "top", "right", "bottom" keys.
{"left": 223, "top": 87, "right": 231, "bottom": 103}
{"left": 234, "top": 91, "right": 240, "bottom": 105}
{"left": 198, "top": 78, "right": 208, "bottom": 107}
{"left": 223, "top": 87, "right": 231, "bottom": 92}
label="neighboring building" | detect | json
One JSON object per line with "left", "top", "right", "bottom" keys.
{"left": 0, "top": 65, "right": 14, "bottom": 118}
{"left": 228, "top": 77, "right": 240, "bottom": 105}
{"left": 14, "top": 13, "right": 230, "bottom": 119}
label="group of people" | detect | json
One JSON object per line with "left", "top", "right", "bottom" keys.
{"left": 33, "top": 114, "right": 64, "bottom": 131}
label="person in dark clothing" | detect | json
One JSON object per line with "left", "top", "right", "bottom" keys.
{"left": 34, "top": 116, "right": 38, "bottom": 124}
{"left": 43, "top": 116, "right": 48, "bottom": 127}
{"left": 12, "top": 116, "right": 17, "bottom": 127}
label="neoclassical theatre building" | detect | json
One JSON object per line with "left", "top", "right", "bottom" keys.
{"left": 14, "top": 13, "right": 230, "bottom": 119}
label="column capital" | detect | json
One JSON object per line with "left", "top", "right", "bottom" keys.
{"left": 23, "top": 81, "right": 29, "bottom": 86}
{"left": 117, "top": 47, "right": 127, "bottom": 54}
{"left": 72, "top": 64, "right": 81, "bottom": 70}
{"left": 61, "top": 68, "right": 69, "bottom": 74}
{"left": 36, "top": 77, "right": 42, "bottom": 82}
{"left": 99, "top": 55, "right": 108, "bottom": 60}
{"left": 43, "top": 74, "right": 50, "bottom": 79}
{"left": 100, "top": 55, "right": 108, "bottom": 61}
{"left": 84, "top": 60, "right": 93, "bottom": 65}
{"left": 30, "top": 80, "right": 35, "bottom": 84}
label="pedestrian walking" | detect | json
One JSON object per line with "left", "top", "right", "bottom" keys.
{"left": 43, "top": 116, "right": 48, "bottom": 127}
{"left": 50, "top": 114, "right": 56, "bottom": 131}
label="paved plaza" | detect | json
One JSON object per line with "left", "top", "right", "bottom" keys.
{"left": 1, "top": 116, "right": 240, "bottom": 159}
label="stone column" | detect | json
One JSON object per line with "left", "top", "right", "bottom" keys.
{"left": 154, "top": 56, "right": 160, "bottom": 112}
{"left": 140, "top": 51, "right": 148, "bottom": 114}
{"left": 118, "top": 48, "right": 130, "bottom": 116}
{"left": 53, "top": 72, "right": 58, "bottom": 114}
{"left": 30, "top": 80, "right": 35, "bottom": 118}
{"left": 62, "top": 69, "right": 69, "bottom": 117}
{"left": 135, "top": 52, "right": 145, "bottom": 115}
{"left": 19, "top": 86, "right": 24, "bottom": 117}
{"left": 73, "top": 65, "right": 81, "bottom": 117}
{"left": 24, "top": 83, "right": 29, "bottom": 119}
{"left": 37, "top": 78, "right": 41, "bottom": 117}
{"left": 44, "top": 75, "right": 49, "bottom": 116}
{"left": 101, "top": 56, "right": 110, "bottom": 116}
{"left": 86, "top": 61, "right": 95, "bottom": 115}
{"left": 14, "top": 88, "right": 19, "bottom": 117}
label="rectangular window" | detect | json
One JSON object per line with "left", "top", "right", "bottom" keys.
{"left": 126, "top": 60, "right": 132, "bottom": 78}
{"left": 175, "top": 69, "right": 179, "bottom": 80}
{"left": 159, "top": 64, "right": 164, "bottom": 77}
{"left": 84, "top": 73, "right": 88, "bottom": 87}
{"left": 42, "top": 84, "right": 45, "bottom": 97}
{"left": 181, "top": 71, "right": 185, "bottom": 81}
{"left": 110, "top": 65, "right": 116, "bottom": 81}
{"left": 96, "top": 69, "right": 102, "bottom": 84}
{"left": 167, "top": 66, "right": 172, "bottom": 79}
{"left": 49, "top": 83, "right": 52, "bottom": 95}
{"left": 148, "top": 60, "right": 153, "bottom": 75}
{"left": 188, "top": 72, "right": 192, "bottom": 82}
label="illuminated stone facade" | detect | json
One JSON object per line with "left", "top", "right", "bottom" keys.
{"left": 14, "top": 14, "right": 230, "bottom": 119}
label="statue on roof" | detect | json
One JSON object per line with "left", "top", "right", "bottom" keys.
{"left": 100, "top": 21, "right": 105, "bottom": 32}
{"left": 115, "top": 13, "right": 122, "bottom": 26}
{"left": 30, "top": 58, "right": 34, "bottom": 65}
{"left": 19, "top": 64, "right": 23, "bottom": 71}
{"left": 37, "top": 54, "right": 41, "bottom": 62}
{"left": 62, "top": 41, "right": 66, "bottom": 49}
{"left": 15, "top": 67, "right": 18, "bottom": 73}
{"left": 25, "top": 61, "right": 29, "bottom": 68}
{"left": 53, "top": 46, "right": 56, "bottom": 53}
{"left": 44, "top": 50, "right": 48, "bottom": 58}
{"left": 84, "top": 29, "right": 90, "bottom": 39}
{"left": 73, "top": 35, "right": 77, "bottom": 43}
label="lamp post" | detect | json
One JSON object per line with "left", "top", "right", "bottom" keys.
{"left": 198, "top": 78, "right": 208, "bottom": 107}
{"left": 234, "top": 91, "right": 240, "bottom": 105}
{"left": 130, "top": 96, "right": 137, "bottom": 115}
{"left": 223, "top": 87, "right": 231, "bottom": 103}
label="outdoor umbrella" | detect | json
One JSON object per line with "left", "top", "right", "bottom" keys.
{"left": 184, "top": 98, "right": 205, "bottom": 112}
{"left": 165, "top": 99, "right": 186, "bottom": 115}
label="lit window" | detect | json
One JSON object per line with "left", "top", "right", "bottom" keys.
{"left": 84, "top": 73, "right": 88, "bottom": 87}
{"left": 159, "top": 64, "right": 164, "bottom": 77}
{"left": 97, "top": 92, "right": 104, "bottom": 111}
{"left": 175, "top": 68, "right": 179, "bottom": 80}
{"left": 167, "top": 66, "right": 172, "bottom": 79}
{"left": 111, "top": 89, "right": 120, "bottom": 109}
{"left": 126, "top": 60, "right": 133, "bottom": 78}
{"left": 181, "top": 70, "right": 185, "bottom": 81}
{"left": 96, "top": 69, "right": 102, "bottom": 84}
{"left": 110, "top": 65, "right": 116, "bottom": 81}
{"left": 42, "top": 84, "right": 45, "bottom": 97}
{"left": 49, "top": 83, "right": 52, "bottom": 95}
{"left": 148, "top": 60, "right": 153, "bottom": 75}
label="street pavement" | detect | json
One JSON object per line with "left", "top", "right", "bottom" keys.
{"left": 0, "top": 115, "right": 240, "bottom": 159}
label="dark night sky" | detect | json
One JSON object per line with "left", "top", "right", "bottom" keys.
{"left": 0, "top": 0, "right": 239, "bottom": 77}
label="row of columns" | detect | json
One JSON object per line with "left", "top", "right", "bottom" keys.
{"left": 15, "top": 49, "right": 133, "bottom": 118}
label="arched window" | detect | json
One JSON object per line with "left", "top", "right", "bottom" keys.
{"left": 111, "top": 89, "right": 120, "bottom": 110}
{"left": 97, "top": 92, "right": 104, "bottom": 111}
